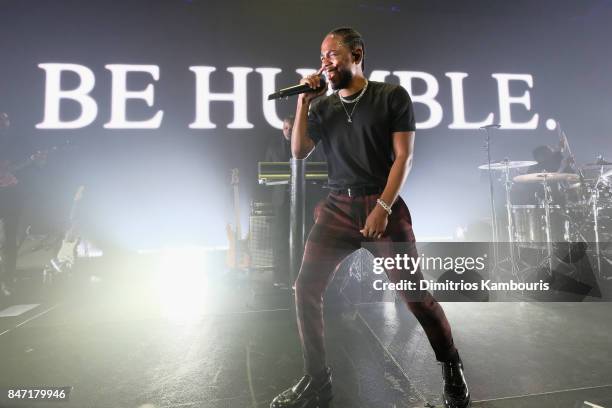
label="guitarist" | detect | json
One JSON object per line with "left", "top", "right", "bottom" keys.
{"left": 0, "top": 112, "right": 45, "bottom": 296}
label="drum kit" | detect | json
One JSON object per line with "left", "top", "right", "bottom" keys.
{"left": 479, "top": 156, "right": 612, "bottom": 278}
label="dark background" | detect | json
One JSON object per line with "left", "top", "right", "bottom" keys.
{"left": 1, "top": 0, "right": 611, "bottom": 248}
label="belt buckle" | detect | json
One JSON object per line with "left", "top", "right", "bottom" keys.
{"left": 347, "top": 188, "right": 355, "bottom": 197}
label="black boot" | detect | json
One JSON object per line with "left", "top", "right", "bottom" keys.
{"left": 441, "top": 358, "right": 470, "bottom": 408}
{"left": 270, "top": 367, "right": 332, "bottom": 408}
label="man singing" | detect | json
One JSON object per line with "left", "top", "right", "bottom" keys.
{"left": 270, "top": 28, "right": 470, "bottom": 408}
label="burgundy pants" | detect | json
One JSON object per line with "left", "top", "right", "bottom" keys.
{"left": 295, "top": 192, "right": 458, "bottom": 375}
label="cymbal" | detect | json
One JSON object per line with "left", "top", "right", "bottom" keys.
{"left": 478, "top": 160, "right": 537, "bottom": 170}
{"left": 513, "top": 172, "right": 580, "bottom": 184}
{"left": 584, "top": 160, "right": 612, "bottom": 167}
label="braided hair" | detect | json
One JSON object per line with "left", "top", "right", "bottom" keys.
{"left": 328, "top": 27, "right": 366, "bottom": 72}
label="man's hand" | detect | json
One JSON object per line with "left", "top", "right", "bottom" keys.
{"left": 297, "top": 67, "right": 328, "bottom": 105}
{"left": 360, "top": 205, "right": 389, "bottom": 239}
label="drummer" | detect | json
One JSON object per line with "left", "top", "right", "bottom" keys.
{"left": 529, "top": 144, "right": 576, "bottom": 174}
{"left": 513, "top": 144, "right": 577, "bottom": 205}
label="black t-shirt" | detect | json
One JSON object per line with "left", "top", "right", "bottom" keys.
{"left": 307, "top": 81, "right": 415, "bottom": 189}
{"left": 264, "top": 137, "right": 292, "bottom": 162}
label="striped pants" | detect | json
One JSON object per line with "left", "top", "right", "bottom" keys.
{"left": 295, "top": 192, "right": 458, "bottom": 375}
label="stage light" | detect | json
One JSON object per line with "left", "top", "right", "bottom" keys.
{"left": 455, "top": 226, "right": 466, "bottom": 240}
{"left": 153, "top": 246, "right": 211, "bottom": 323}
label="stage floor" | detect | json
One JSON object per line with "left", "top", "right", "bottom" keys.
{"left": 1, "top": 251, "right": 611, "bottom": 408}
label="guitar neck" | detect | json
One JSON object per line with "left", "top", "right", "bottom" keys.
{"left": 230, "top": 168, "right": 243, "bottom": 240}
{"left": 66, "top": 186, "right": 85, "bottom": 231}
{"left": 68, "top": 199, "right": 80, "bottom": 223}
{"left": 7, "top": 145, "right": 59, "bottom": 174}
{"left": 8, "top": 158, "right": 34, "bottom": 174}
{"left": 233, "top": 185, "right": 242, "bottom": 238}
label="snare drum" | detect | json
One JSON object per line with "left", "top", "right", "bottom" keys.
{"left": 510, "top": 204, "right": 572, "bottom": 246}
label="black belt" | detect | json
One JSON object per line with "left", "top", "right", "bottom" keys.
{"left": 330, "top": 186, "right": 384, "bottom": 197}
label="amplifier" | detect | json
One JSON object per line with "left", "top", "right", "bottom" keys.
{"left": 249, "top": 214, "right": 274, "bottom": 269}
{"left": 258, "top": 161, "right": 328, "bottom": 185}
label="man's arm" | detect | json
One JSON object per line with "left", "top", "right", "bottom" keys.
{"left": 380, "top": 131, "right": 415, "bottom": 207}
{"left": 292, "top": 98, "right": 317, "bottom": 159}
{"left": 360, "top": 131, "right": 415, "bottom": 238}
{"left": 292, "top": 68, "right": 327, "bottom": 159}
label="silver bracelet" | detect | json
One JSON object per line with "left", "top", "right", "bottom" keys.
{"left": 376, "top": 198, "right": 392, "bottom": 215}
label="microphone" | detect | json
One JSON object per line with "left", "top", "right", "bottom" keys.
{"left": 480, "top": 124, "right": 501, "bottom": 129}
{"left": 267, "top": 75, "right": 326, "bottom": 100}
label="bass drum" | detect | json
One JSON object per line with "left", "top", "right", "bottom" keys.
{"left": 511, "top": 205, "right": 573, "bottom": 247}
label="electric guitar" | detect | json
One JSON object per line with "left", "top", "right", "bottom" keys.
{"left": 226, "top": 169, "right": 250, "bottom": 270}
{"left": 51, "top": 186, "right": 85, "bottom": 273}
